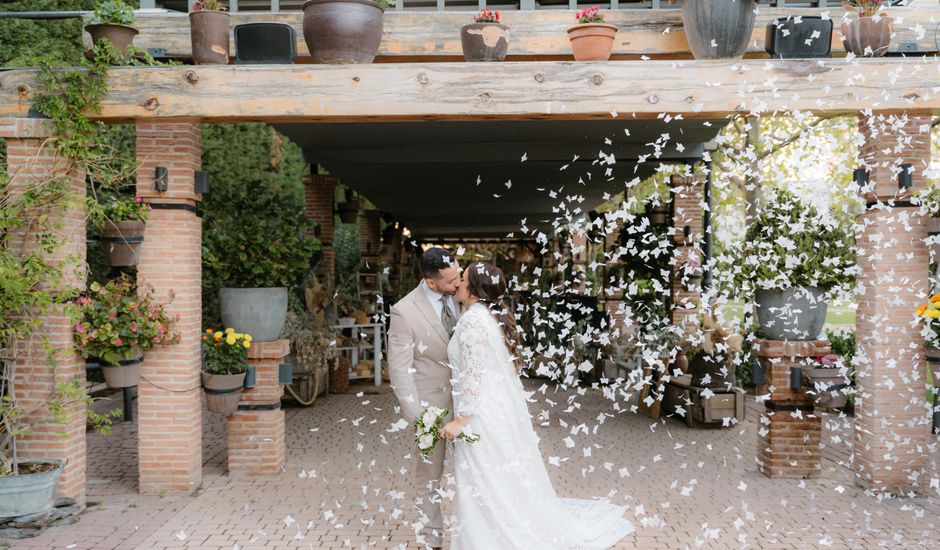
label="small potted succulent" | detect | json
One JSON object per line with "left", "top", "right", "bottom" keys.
{"left": 805, "top": 353, "right": 849, "bottom": 409}
{"left": 567, "top": 6, "right": 618, "bottom": 62}
{"left": 202, "top": 328, "right": 252, "bottom": 415}
{"left": 73, "top": 276, "right": 180, "bottom": 388}
{"left": 841, "top": 0, "right": 892, "bottom": 57}
{"left": 95, "top": 196, "right": 150, "bottom": 267}
{"left": 461, "top": 9, "right": 509, "bottom": 62}
{"left": 85, "top": 0, "right": 139, "bottom": 55}
{"left": 190, "top": 0, "right": 230, "bottom": 65}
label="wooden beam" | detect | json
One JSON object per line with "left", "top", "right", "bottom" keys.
{"left": 2, "top": 58, "right": 938, "bottom": 122}
{"left": 112, "top": 7, "right": 939, "bottom": 61}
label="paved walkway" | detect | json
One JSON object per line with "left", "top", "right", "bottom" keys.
{"left": 5, "top": 381, "right": 940, "bottom": 550}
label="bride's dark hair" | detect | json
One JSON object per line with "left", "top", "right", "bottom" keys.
{"left": 464, "top": 262, "right": 523, "bottom": 371}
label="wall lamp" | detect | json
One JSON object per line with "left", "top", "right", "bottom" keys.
{"left": 898, "top": 163, "right": 913, "bottom": 190}
{"left": 790, "top": 366, "right": 803, "bottom": 390}
{"left": 853, "top": 167, "right": 870, "bottom": 190}
{"left": 194, "top": 170, "right": 209, "bottom": 194}
{"left": 154, "top": 166, "right": 169, "bottom": 192}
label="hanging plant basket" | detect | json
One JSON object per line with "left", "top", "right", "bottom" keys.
{"left": 841, "top": 16, "right": 892, "bottom": 58}
{"left": 681, "top": 0, "right": 756, "bottom": 60}
{"left": 190, "top": 10, "right": 231, "bottom": 65}
{"left": 101, "top": 356, "right": 143, "bottom": 389}
{"left": 301, "top": 0, "right": 386, "bottom": 64}
{"left": 460, "top": 22, "right": 510, "bottom": 62}
{"left": 202, "top": 371, "right": 247, "bottom": 415}
{"left": 567, "top": 23, "right": 618, "bottom": 61}
{"left": 100, "top": 220, "right": 145, "bottom": 267}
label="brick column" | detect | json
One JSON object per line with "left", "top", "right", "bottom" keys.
{"left": 135, "top": 122, "right": 203, "bottom": 494}
{"left": 227, "top": 340, "right": 288, "bottom": 475}
{"left": 359, "top": 209, "right": 382, "bottom": 262}
{"left": 853, "top": 110, "right": 932, "bottom": 494}
{"left": 754, "top": 339, "right": 829, "bottom": 479}
{"left": 304, "top": 174, "right": 336, "bottom": 285}
{"left": 2, "top": 118, "right": 87, "bottom": 503}
{"left": 670, "top": 174, "right": 704, "bottom": 328}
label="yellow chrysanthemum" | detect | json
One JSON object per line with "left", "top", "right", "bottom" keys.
{"left": 225, "top": 327, "right": 235, "bottom": 334}
{"left": 225, "top": 335, "right": 237, "bottom": 345}
{"left": 214, "top": 331, "right": 223, "bottom": 339}
{"left": 931, "top": 293, "right": 940, "bottom": 303}
{"left": 244, "top": 334, "right": 253, "bottom": 343}
{"left": 206, "top": 328, "right": 213, "bottom": 334}
{"left": 917, "top": 305, "right": 928, "bottom": 315}
{"left": 243, "top": 341, "right": 251, "bottom": 349}
{"left": 926, "top": 309, "right": 940, "bottom": 319}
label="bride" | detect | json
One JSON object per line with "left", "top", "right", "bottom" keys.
{"left": 439, "top": 261, "right": 635, "bottom": 550}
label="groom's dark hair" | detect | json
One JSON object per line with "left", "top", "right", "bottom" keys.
{"left": 420, "top": 247, "right": 454, "bottom": 279}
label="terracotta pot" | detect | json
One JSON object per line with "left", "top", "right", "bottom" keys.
{"left": 100, "top": 220, "right": 145, "bottom": 267}
{"left": 190, "top": 11, "right": 230, "bottom": 65}
{"left": 202, "top": 371, "right": 246, "bottom": 415}
{"left": 673, "top": 351, "right": 689, "bottom": 374}
{"left": 567, "top": 23, "right": 617, "bottom": 61}
{"left": 101, "top": 357, "right": 142, "bottom": 389}
{"left": 460, "top": 22, "right": 509, "bottom": 62}
{"left": 841, "top": 16, "right": 892, "bottom": 57}
{"left": 301, "top": 0, "right": 385, "bottom": 64}
{"left": 85, "top": 23, "right": 139, "bottom": 55}
{"left": 681, "top": 0, "right": 756, "bottom": 60}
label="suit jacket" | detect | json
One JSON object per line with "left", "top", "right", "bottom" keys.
{"left": 388, "top": 285, "right": 454, "bottom": 422}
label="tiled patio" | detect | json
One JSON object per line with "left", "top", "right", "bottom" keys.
{"left": 5, "top": 381, "right": 940, "bottom": 550}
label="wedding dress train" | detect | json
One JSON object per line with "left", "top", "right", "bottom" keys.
{"left": 446, "top": 303, "right": 635, "bottom": 550}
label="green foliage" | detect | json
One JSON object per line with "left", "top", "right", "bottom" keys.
{"left": 72, "top": 276, "right": 180, "bottom": 366}
{"left": 200, "top": 124, "right": 319, "bottom": 324}
{"left": 201, "top": 328, "right": 250, "bottom": 375}
{"left": 0, "top": 1, "right": 102, "bottom": 68}
{"left": 89, "top": 195, "right": 149, "bottom": 229}
{"left": 733, "top": 188, "right": 856, "bottom": 296}
{"left": 334, "top": 222, "right": 361, "bottom": 283}
{"left": 87, "top": 0, "right": 137, "bottom": 27}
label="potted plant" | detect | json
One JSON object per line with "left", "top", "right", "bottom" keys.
{"left": 567, "top": 6, "right": 618, "bottom": 62}
{"left": 336, "top": 188, "right": 359, "bottom": 224}
{"left": 301, "top": 0, "right": 393, "bottom": 64}
{"left": 678, "top": 0, "right": 757, "bottom": 60}
{"left": 685, "top": 310, "right": 744, "bottom": 388}
{"left": 841, "top": 0, "right": 892, "bottom": 57}
{"left": 95, "top": 196, "right": 150, "bottom": 267}
{"left": 735, "top": 189, "right": 855, "bottom": 341}
{"left": 73, "top": 276, "right": 180, "bottom": 389}
{"left": 190, "top": 0, "right": 230, "bottom": 65}
{"left": 805, "top": 353, "right": 849, "bottom": 409}
{"left": 461, "top": 9, "right": 509, "bottom": 62}
{"left": 84, "top": 0, "right": 139, "bottom": 56}
{"left": 201, "top": 328, "right": 251, "bottom": 415}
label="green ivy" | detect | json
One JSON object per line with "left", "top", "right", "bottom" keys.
{"left": 87, "top": 0, "right": 137, "bottom": 27}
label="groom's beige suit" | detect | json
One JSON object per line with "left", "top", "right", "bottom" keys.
{"left": 388, "top": 284, "right": 455, "bottom": 549}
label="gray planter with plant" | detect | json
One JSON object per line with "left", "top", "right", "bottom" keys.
{"left": 0, "top": 459, "right": 65, "bottom": 519}
{"left": 219, "top": 287, "right": 289, "bottom": 342}
{"left": 736, "top": 189, "right": 855, "bottom": 342}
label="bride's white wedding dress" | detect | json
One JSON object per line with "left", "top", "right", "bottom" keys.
{"left": 446, "top": 303, "right": 635, "bottom": 550}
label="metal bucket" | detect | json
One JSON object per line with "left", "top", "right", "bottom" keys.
{"left": 0, "top": 459, "right": 65, "bottom": 519}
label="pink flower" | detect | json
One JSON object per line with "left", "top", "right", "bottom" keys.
{"left": 130, "top": 323, "right": 138, "bottom": 332}
{"left": 114, "top": 338, "right": 123, "bottom": 346}
{"left": 135, "top": 196, "right": 143, "bottom": 203}
{"left": 75, "top": 323, "right": 86, "bottom": 334}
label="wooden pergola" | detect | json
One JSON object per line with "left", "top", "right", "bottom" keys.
{"left": 1, "top": 3, "right": 936, "bottom": 506}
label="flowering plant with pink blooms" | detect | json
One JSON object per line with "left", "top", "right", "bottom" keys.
{"left": 845, "top": 0, "right": 884, "bottom": 17}
{"left": 72, "top": 276, "right": 180, "bottom": 366}
{"left": 575, "top": 5, "right": 604, "bottom": 24}
{"left": 100, "top": 195, "right": 150, "bottom": 223}
{"left": 473, "top": 9, "right": 501, "bottom": 23}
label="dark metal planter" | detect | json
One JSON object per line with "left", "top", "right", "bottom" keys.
{"left": 681, "top": 0, "right": 756, "bottom": 60}
{"left": 460, "top": 22, "right": 509, "bottom": 62}
{"left": 190, "top": 10, "right": 230, "bottom": 65}
{"left": 301, "top": 0, "right": 385, "bottom": 64}
{"left": 755, "top": 286, "right": 828, "bottom": 341}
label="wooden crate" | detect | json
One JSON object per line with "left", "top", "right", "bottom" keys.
{"left": 662, "top": 374, "right": 744, "bottom": 429}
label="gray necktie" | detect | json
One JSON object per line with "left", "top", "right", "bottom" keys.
{"left": 441, "top": 296, "right": 456, "bottom": 337}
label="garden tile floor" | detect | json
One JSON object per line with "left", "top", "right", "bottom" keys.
{"left": 5, "top": 381, "right": 940, "bottom": 550}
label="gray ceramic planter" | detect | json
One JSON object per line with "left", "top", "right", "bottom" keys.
{"left": 0, "top": 459, "right": 64, "bottom": 519}
{"left": 219, "top": 287, "right": 288, "bottom": 342}
{"left": 755, "top": 286, "right": 828, "bottom": 341}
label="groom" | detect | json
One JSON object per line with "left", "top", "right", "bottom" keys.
{"left": 388, "top": 247, "right": 460, "bottom": 550}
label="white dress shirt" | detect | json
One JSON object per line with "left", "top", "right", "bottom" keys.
{"left": 421, "top": 280, "right": 456, "bottom": 320}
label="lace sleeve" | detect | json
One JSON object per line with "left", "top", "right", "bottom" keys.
{"left": 455, "top": 311, "right": 496, "bottom": 417}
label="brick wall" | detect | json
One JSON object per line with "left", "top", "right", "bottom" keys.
{"left": 670, "top": 174, "right": 704, "bottom": 327}
{"left": 135, "top": 122, "right": 204, "bottom": 495}
{"left": 2, "top": 119, "right": 88, "bottom": 504}
{"left": 359, "top": 209, "right": 382, "bottom": 261}
{"left": 303, "top": 174, "right": 336, "bottom": 284}
{"left": 858, "top": 110, "right": 932, "bottom": 200}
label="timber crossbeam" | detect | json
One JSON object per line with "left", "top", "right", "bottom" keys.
{"left": 1, "top": 58, "right": 938, "bottom": 123}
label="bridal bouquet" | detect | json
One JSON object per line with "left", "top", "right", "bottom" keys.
{"left": 414, "top": 406, "right": 480, "bottom": 456}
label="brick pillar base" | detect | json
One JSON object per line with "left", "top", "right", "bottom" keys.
{"left": 227, "top": 340, "right": 288, "bottom": 475}
{"left": 2, "top": 118, "right": 87, "bottom": 504}
{"left": 754, "top": 339, "right": 828, "bottom": 479}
